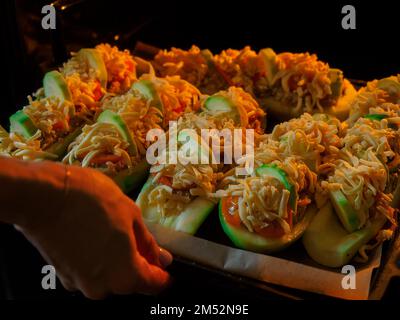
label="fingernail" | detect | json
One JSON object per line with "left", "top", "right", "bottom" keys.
{"left": 159, "top": 247, "right": 173, "bottom": 268}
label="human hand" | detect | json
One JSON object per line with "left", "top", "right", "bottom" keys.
{"left": 14, "top": 162, "right": 172, "bottom": 299}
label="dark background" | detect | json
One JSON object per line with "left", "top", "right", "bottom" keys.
{"left": 1, "top": 0, "right": 399, "bottom": 127}
{"left": 0, "top": 0, "right": 399, "bottom": 300}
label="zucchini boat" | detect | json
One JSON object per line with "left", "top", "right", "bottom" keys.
{"left": 303, "top": 202, "right": 387, "bottom": 268}
{"left": 254, "top": 48, "right": 356, "bottom": 120}
{"left": 135, "top": 86, "right": 266, "bottom": 233}
{"left": 304, "top": 110, "right": 399, "bottom": 267}
{"left": 152, "top": 45, "right": 227, "bottom": 95}
{"left": 136, "top": 125, "right": 219, "bottom": 234}
{"left": 63, "top": 74, "right": 204, "bottom": 193}
{"left": 62, "top": 44, "right": 137, "bottom": 95}
{"left": 217, "top": 157, "right": 318, "bottom": 253}
{"left": 137, "top": 176, "right": 216, "bottom": 234}
{"left": 6, "top": 72, "right": 87, "bottom": 160}
{"left": 63, "top": 108, "right": 149, "bottom": 193}
{"left": 62, "top": 90, "right": 161, "bottom": 193}
{"left": 131, "top": 74, "right": 202, "bottom": 127}
{"left": 346, "top": 75, "right": 400, "bottom": 126}
{"left": 269, "top": 112, "right": 342, "bottom": 172}
{"left": 152, "top": 46, "right": 356, "bottom": 120}
{"left": 202, "top": 86, "right": 266, "bottom": 133}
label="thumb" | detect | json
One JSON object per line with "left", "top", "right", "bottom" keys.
{"left": 133, "top": 219, "right": 173, "bottom": 268}
{"left": 135, "top": 254, "right": 172, "bottom": 295}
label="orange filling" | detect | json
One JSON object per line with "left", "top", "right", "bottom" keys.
{"left": 221, "top": 196, "right": 288, "bottom": 239}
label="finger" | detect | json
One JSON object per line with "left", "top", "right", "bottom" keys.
{"left": 134, "top": 254, "right": 172, "bottom": 295}
{"left": 57, "top": 274, "right": 77, "bottom": 292}
{"left": 133, "top": 219, "right": 168, "bottom": 268}
{"left": 78, "top": 279, "right": 108, "bottom": 300}
{"left": 159, "top": 247, "right": 173, "bottom": 269}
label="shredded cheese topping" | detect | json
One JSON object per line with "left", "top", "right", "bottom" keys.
{"left": 135, "top": 74, "right": 201, "bottom": 126}
{"left": 63, "top": 122, "right": 138, "bottom": 175}
{"left": 213, "top": 46, "right": 259, "bottom": 95}
{"left": 63, "top": 90, "right": 161, "bottom": 174}
{"left": 256, "top": 52, "right": 337, "bottom": 113}
{"left": 217, "top": 156, "right": 317, "bottom": 233}
{"left": 146, "top": 86, "right": 266, "bottom": 218}
{"left": 153, "top": 46, "right": 348, "bottom": 114}
{"left": 200, "top": 87, "right": 265, "bottom": 134}
{"left": 153, "top": 46, "right": 208, "bottom": 88}
{"left": 347, "top": 75, "right": 400, "bottom": 126}
{"left": 270, "top": 113, "right": 343, "bottom": 172}
{"left": 4, "top": 96, "right": 88, "bottom": 160}
{"left": 95, "top": 43, "right": 137, "bottom": 94}
{"left": 148, "top": 115, "right": 222, "bottom": 217}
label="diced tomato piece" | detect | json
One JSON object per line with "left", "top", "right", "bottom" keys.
{"left": 52, "top": 121, "right": 65, "bottom": 131}
{"left": 125, "top": 60, "right": 135, "bottom": 72}
{"left": 90, "top": 154, "right": 122, "bottom": 165}
{"left": 158, "top": 175, "right": 173, "bottom": 187}
{"left": 93, "top": 81, "right": 103, "bottom": 101}
{"left": 221, "top": 196, "right": 242, "bottom": 227}
{"left": 222, "top": 196, "right": 286, "bottom": 238}
{"left": 254, "top": 221, "right": 285, "bottom": 239}
{"left": 297, "top": 197, "right": 311, "bottom": 207}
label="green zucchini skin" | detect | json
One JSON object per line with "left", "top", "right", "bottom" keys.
{"left": 219, "top": 200, "right": 317, "bottom": 253}
{"left": 302, "top": 202, "right": 387, "bottom": 268}
{"left": 9, "top": 110, "right": 38, "bottom": 139}
{"left": 113, "top": 159, "right": 150, "bottom": 194}
{"left": 136, "top": 176, "right": 215, "bottom": 235}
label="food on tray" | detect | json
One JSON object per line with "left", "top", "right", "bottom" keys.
{"left": 131, "top": 74, "right": 202, "bottom": 127}
{"left": 136, "top": 87, "right": 266, "bottom": 234}
{"left": 62, "top": 43, "right": 137, "bottom": 95}
{"left": 63, "top": 75, "right": 201, "bottom": 193}
{"left": 214, "top": 113, "right": 338, "bottom": 252}
{"left": 153, "top": 46, "right": 357, "bottom": 120}
{"left": 346, "top": 75, "right": 400, "bottom": 126}
{"left": 152, "top": 45, "right": 227, "bottom": 95}
{"left": 1, "top": 41, "right": 398, "bottom": 269}
{"left": 202, "top": 86, "right": 266, "bottom": 133}
{"left": 269, "top": 113, "right": 343, "bottom": 172}
{"left": 303, "top": 104, "right": 399, "bottom": 267}
{"left": 3, "top": 94, "right": 87, "bottom": 160}
{"left": 253, "top": 49, "right": 356, "bottom": 120}
{"left": 1, "top": 44, "right": 142, "bottom": 161}
{"left": 217, "top": 157, "right": 318, "bottom": 253}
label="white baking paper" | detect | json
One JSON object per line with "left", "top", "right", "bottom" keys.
{"left": 147, "top": 222, "right": 381, "bottom": 300}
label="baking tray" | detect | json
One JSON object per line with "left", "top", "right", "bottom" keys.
{"left": 130, "top": 42, "right": 400, "bottom": 299}
{"left": 46, "top": 2, "right": 400, "bottom": 296}
{"left": 2, "top": 0, "right": 398, "bottom": 300}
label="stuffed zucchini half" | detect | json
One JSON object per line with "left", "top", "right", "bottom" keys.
{"left": 136, "top": 87, "right": 266, "bottom": 234}
{"left": 253, "top": 48, "right": 356, "bottom": 121}
{"left": 3, "top": 44, "right": 133, "bottom": 161}
{"left": 136, "top": 122, "right": 219, "bottom": 234}
{"left": 269, "top": 112, "right": 343, "bottom": 172}
{"left": 62, "top": 43, "right": 138, "bottom": 96}
{"left": 303, "top": 112, "right": 399, "bottom": 267}
{"left": 346, "top": 75, "right": 400, "bottom": 126}
{"left": 131, "top": 73, "right": 202, "bottom": 128}
{"left": 63, "top": 74, "right": 202, "bottom": 193}
{"left": 63, "top": 107, "right": 150, "bottom": 194}
{"left": 62, "top": 87, "right": 162, "bottom": 193}
{"left": 152, "top": 45, "right": 228, "bottom": 95}
{"left": 211, "top": 47, "right": 356, "bottom": 120}
{"left": 5, "top": 71, "right": 88, "bottom": 160}
{"left": 152, "top": 46, "right": 356, "bottom": 120}
{"left": 217, "top": 156, "right": 318, "bottom": 253}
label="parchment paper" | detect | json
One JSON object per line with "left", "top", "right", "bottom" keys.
{"left": 147, "top": 222, "right": 382, "bottom": 300}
